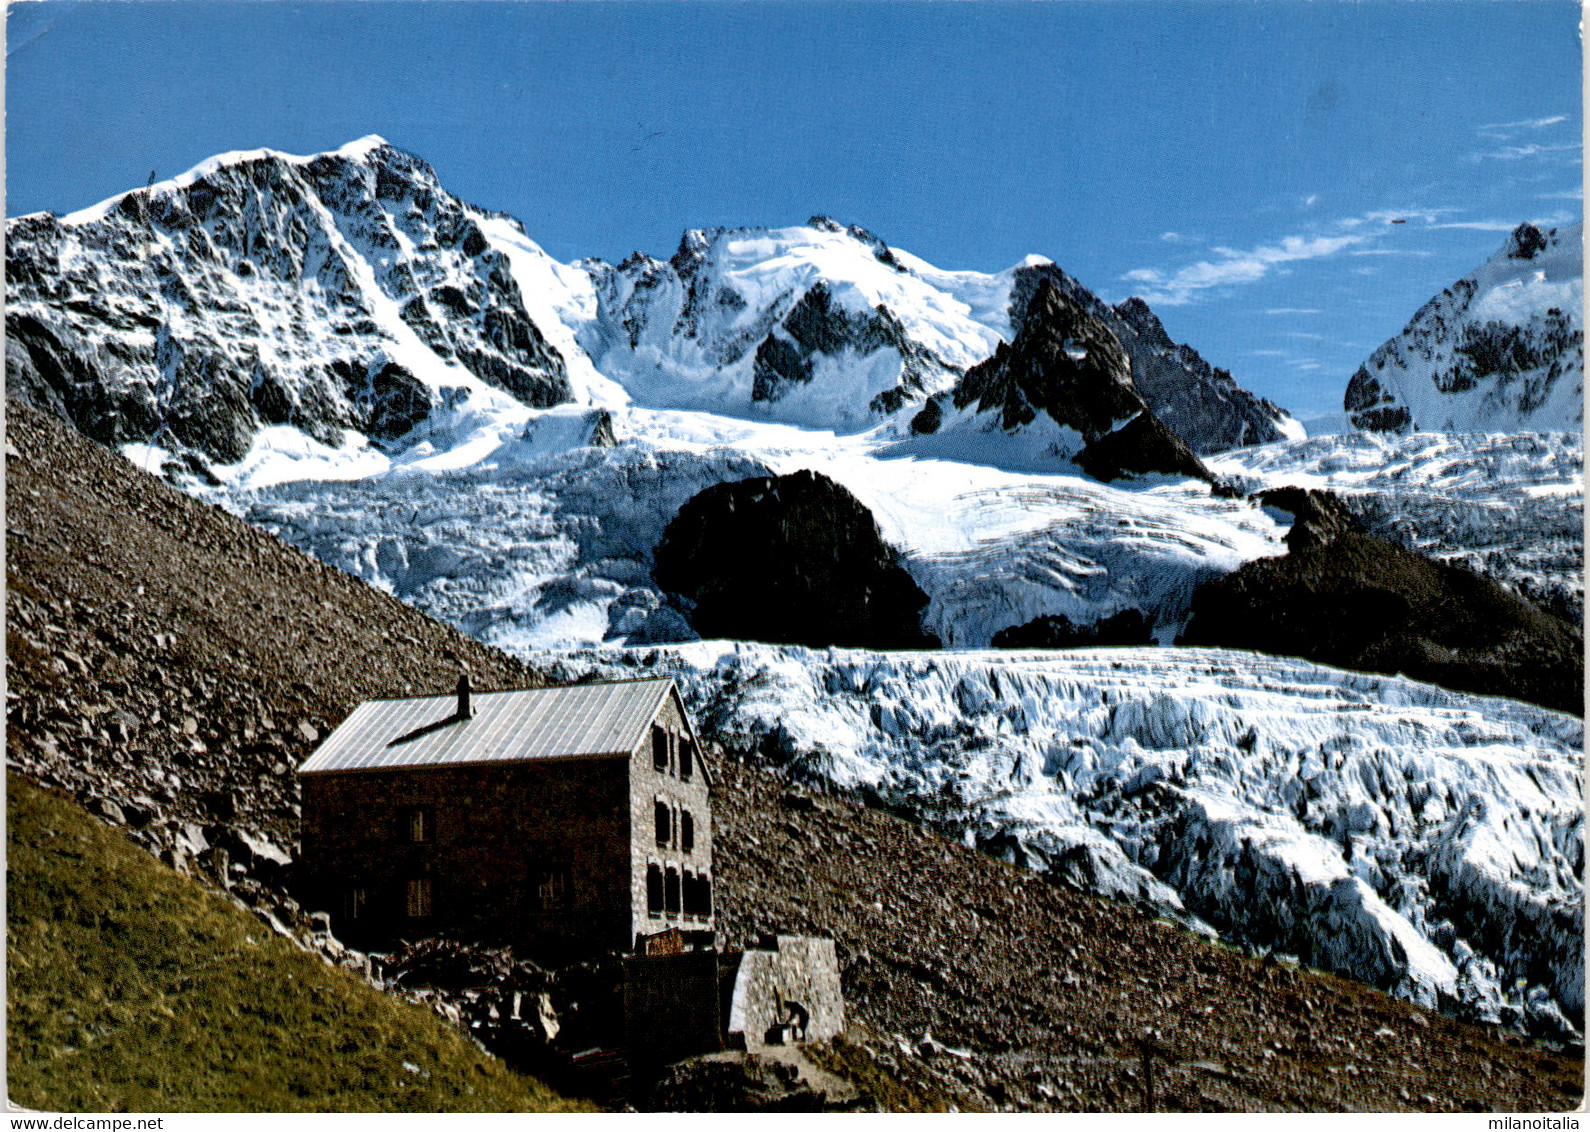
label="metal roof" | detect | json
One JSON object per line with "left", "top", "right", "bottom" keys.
{"left": 298, "top": 679, "right": 676, "bottom": 775}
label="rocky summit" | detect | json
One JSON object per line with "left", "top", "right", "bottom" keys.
{"left": 1344, "top": 222, "right": 1583, "bottom": 434}
{"left": 6, "top": 137, "right": 573, "bottom": 472}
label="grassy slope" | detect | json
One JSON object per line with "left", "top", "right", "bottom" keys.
{"left": 7, "top": 772, "right": 589, "bottom": 1113}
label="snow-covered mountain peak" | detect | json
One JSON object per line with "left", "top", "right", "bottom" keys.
{"left": 581, "top": 218, "right": 1008, "bottom": 428}
{"left": 1345, "top": 222, "right": 1583, "bottom": 433}
{"left": 6, "top": 135, "right": 603, "bottom": 477}
{"left": 9, "top": 135, "right": 1302, "bottom": 477}
{"left": 55, "top": 134, "right": 421, "bottom": 229}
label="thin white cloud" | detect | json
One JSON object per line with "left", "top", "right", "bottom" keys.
{"left": 1122, "top": 232, "right": 1365, "bottom": 306}
{"left": 1471, "top": 142, "right": 1582, "bottom": 162}
{"left": 1285, "top": 332, "right": 1325, "bottom": 341}
{"left": 1119, "top": 203, "right": 1513, "bottom": 307}
{"left": 1428, "top": 210, "right": 1578, "bottom": 234}
{"left": 1302, "top": 194, "right": 1319, "bottom": 209}
{"left": 1247, "top": 349, "right": 1290, "bottom": 357}
{"left": 1427, "top": 220, "right": 1522, "bottom": 232}
{"left": 1337, "top": 208, "right": 1451, "bottom": 231}
{"left": 1479, "top": 115, "right": 1569, "bottom": 132}
{"left": 1538, "top": 187, "right": 1584, "bottom": 201}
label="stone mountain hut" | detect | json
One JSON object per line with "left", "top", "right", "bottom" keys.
{"left": 296, "top": 676, "right": 713, "bottom": 958}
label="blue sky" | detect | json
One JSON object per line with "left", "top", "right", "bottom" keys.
{"left": 7, "top": 1, "right": 1582, "bottom": 420}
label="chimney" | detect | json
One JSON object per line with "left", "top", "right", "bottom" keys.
{"left": 456, "top": 671, "right": 473, "bottom": 719}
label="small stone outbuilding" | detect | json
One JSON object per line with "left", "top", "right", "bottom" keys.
{"left": 723, "top": 935, "right": 845, "bottom": 1051}
{"left": 297, "top": 677, "right": 713, "bottom": 959}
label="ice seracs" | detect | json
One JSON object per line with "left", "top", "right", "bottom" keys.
{"left": 545, "top": 641, "right": 1584, "bottom": 1039}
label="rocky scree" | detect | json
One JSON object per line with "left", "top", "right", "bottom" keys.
{"left": 4, "top": 398, "right": 552, "bottom": 981}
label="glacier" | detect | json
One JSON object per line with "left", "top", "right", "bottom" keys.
{"left": 539, "top": 641, "right": 1585, "bottom": 1039}
{"left": 234, "top": 404, "right": 1291, "bottom": 652}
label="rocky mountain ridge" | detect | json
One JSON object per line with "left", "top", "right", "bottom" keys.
{"left": 1345, "top": 222, "right": 1583, "bottom": 433}
{"left": 924, "top": 276, "right": 1211, "bottom": 481}
{"left": 6, "top": 137, "right": 575, "bottom": 471}
{"left": 7, "top": 137, "right": 1297, "bottom": 479}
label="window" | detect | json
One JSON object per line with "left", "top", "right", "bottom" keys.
{"left": 655, "top": 800, "right": 671, "bottom": 847}
{"left": 406, "top": 878, "right": 432, "bottom": 918}
{"left": 681, "top": 870, "right": 696, "bottom": 918}
{"left": 652, "top": 726, "right": 669, "bottom": 772}
{"left": 681, "top": 811, "right": 695, "bottom": 852}
{"left": 664, "top": 867, "right": 681, "bottom": 916}
{"left": 680, "top": 739, "right": 694, "bottom": 781}
{"left": 699, "top": 873, "right": 712, "bottom": 917}
{"left": 404, "top": 806, "right": 433, "bottom": 843}
{"left": 646, "top": 863, "right": 663, "bottom": 915}
{"left": 536, "top": 866, "right": 568, "bottom": 911}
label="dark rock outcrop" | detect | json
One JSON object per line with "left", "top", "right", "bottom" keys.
{"left": 955, "top": 277, "right": 1140, "bottom": 436}
{"left": 1506, "top": 222, "right": 1549, "bottom": 261}
{"left": 1074, "top": 411, "right": 1211, "bottom": 483}
{"left": 748, "top": 282, "right": 938, "bottom": 411}
{"left": 1343, "top": 368, "right": 1414, "bottom": 433}
{"left": 1000, "top": 264, "right": 1296, "bottom": 454}
{"left": 1253, "top": 486, "right": 1364, "bottom": 552}
{"left": 991, "top": 608, "right": 1154, "bottom": 649}
{"left": 653, "top": 470, "right": 938, "bottom": 650}
{"left": 908, "top": 395, "right": 943, "bottom": 435}
{"left": 1109, "top": 295, "right": 1298, "bottom": 453}
{"left": 1180, "top": 528, "right": 1583, "bottom": 716}
{"left": 952, "top": 278, "right": 1212, "bottom": 482}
